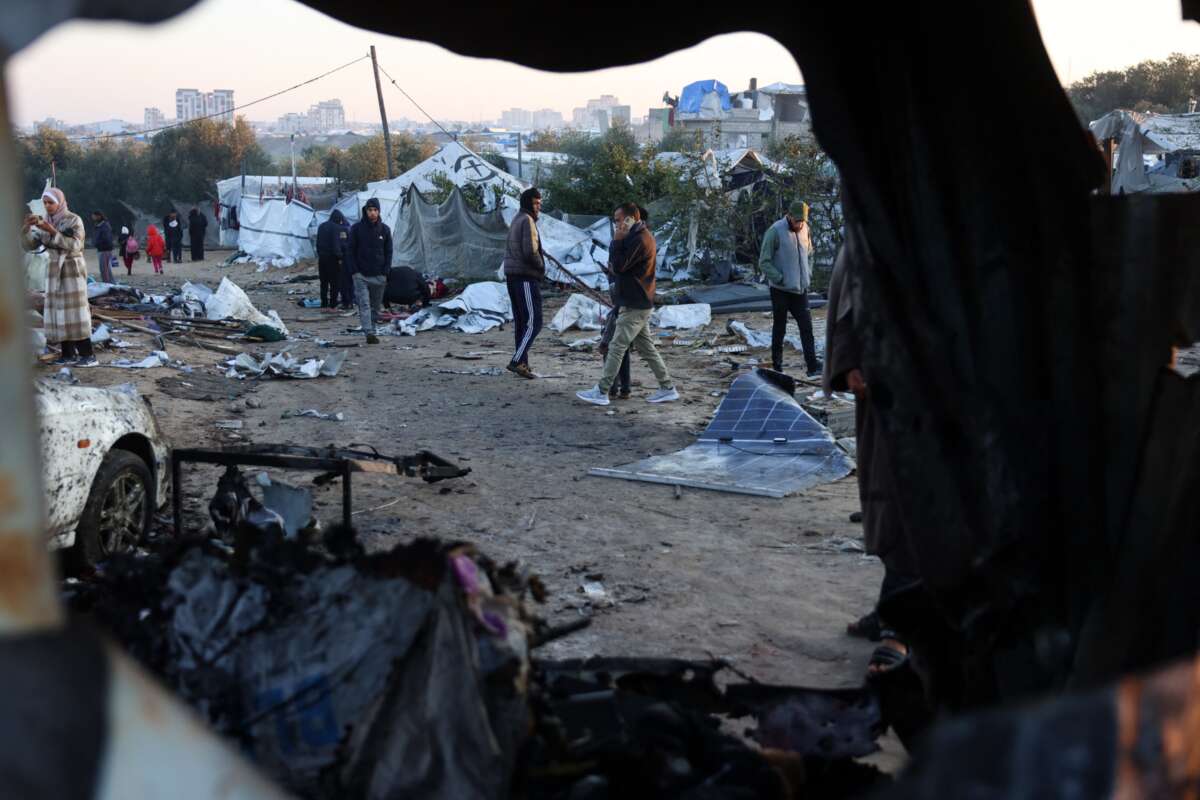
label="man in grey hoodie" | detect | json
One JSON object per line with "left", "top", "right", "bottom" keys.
{"left": 503, "top": 187, "right": 545, "bottom": 379}
{"left": 759, "top": 200, "right": 821, "bottom": 376}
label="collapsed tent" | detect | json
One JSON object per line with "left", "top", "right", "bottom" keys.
{"left": 1090, "top": 110, "right": 1200, "bottom": 194}
{"left": 590, "top": 369, "right": 854, "bottom": 497}
{"left": 653, "top": 148, "right": 781, "bottom": 191}
{"left": 216, "top": 176, "right": 338, "bottom": 247}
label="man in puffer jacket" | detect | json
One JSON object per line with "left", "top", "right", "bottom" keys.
{"left": 502, "top": 187, "right": 545, "bottom": 379}
{"left": 344, "top": 197, "right": 392, "bottom": 344}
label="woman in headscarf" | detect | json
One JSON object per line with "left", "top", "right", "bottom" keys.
{"left": 23, "top": 187, "right": 97, "bottom": 367}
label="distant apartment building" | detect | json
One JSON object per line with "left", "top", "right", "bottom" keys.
{"left": 175, "top": 88, "right": 235, "bottom": 122}
{"left": 308, "top": 99, "right": 345, "bottom": 131}
{"left": 276, "top": 112, "right": 307, "bottom": 133}
{"left": 144, "top": 107, "right": 166, "bottom": 130}
{"left": 35, "top": 117, "right": 66, "bottom": 132}
{"left": 570, "top": 95, "right": 622, "bottom": 129}
{"left": 530, "top": 108, "right": 564, "bottom": 129}
{"left": 500, "top": 108, "right": 533, "bottom": 129}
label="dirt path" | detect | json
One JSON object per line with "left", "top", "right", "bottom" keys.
{"left": 73, "top": 254, "right": 883, "bottom": 693}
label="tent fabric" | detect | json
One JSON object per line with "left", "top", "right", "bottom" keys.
{"left": 367, "top": 141, "right": 526, "bottom": 211}
{"left": 235, "top": 197, "right": 317, "bottom": 261}
{"left": 391, "top": 185, "right": 510, "bottom": 281}
{"left": 216, "top": 176, "right": 337, "bottom": 247}
{"left": 678, "top": 80, "right": 732, "bottom": 117}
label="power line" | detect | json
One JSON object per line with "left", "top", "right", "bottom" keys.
{"left": 374, "top": 61, "right": 457, "bottom": 141}
{"left": 24, "top": 53, "right": 371, "bottom": 143}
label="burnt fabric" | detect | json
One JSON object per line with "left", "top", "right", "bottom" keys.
{"left": 769, "top": 287, "right": 818, "bottom": 373}
{"left": 506, "top": 278, "right": 542, "bottom": 367}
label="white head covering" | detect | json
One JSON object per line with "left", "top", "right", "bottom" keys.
{"left": 121, "top": 226, "right": 129, "bottom": 235}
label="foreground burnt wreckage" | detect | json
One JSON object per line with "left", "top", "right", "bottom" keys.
{"left": 1, "top": 1, "right": 1199, "bottom": 798}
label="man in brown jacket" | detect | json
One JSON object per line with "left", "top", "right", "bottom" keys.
{"left": 503, "top": 187, "right": 546, "bottom": 379}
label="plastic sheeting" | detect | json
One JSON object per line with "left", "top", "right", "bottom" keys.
{"left": 590, "top": 370, "right": 853, "bottom": 497}
{"left": 678, "top": 79, "right": 732, "bottom": 117}
{"left": 206, "top": 278, "right": 289, "bottom": 336}
{"left": 216, "top": 175, "right": 337, "bottom": 247}
{"left": 235, "top": 197, "right": 317, "bottom": 261}
{"left": 549, "top": 294, "right": 607, "bottom": 333}
{"left": 1090, "top": 110, "right": 1200, "bottom": 194}
{"left": 651, "top": 303, "right": 711, "bottom": 329}
{"left": 395, "top": 281, "right": 512, "bottom": 336}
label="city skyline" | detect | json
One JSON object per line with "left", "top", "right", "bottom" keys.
{"left": 7, "top": 0, "right": 1200, "bottom": 128}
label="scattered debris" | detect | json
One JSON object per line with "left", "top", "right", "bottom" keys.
{"left": 550, "top": 293, "right": 607, "bottom": 332}
{"left": 650, "top": 303, "right": 712, "bottom": 329}
{"left": 110, "top": 350, "right": 172, "bottom": 369}
{"left": 214, "top": 420, "right": 243, "bottom": 430}
{"left": 281, "top": 409, "right": 345, "bottom": 422}
{"left": 225, "top": 350, "right": 347, "bottom": 380}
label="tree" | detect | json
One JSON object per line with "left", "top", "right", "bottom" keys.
{"left": 657, "top": 125, "right": 705, "bottom": 154}
{"left": 1068, "top": 53, "right": 1200, "bottom": 123}
{"left": 392, "top": 131, "right": 438, "bottom": 174}
{"left": 524, "top": 129, "right": 563, "bottom": 151}
{"left": 539, "top": 124, "right": 675, "bottom": 215}
{"left": 140, "top": 116, "right": 271, "bottom": 208}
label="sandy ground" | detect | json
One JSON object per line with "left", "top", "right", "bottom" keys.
{"left": 62, "top": 252, "right": 898, "bottom": 761}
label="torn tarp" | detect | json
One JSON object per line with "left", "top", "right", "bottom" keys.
{"left": 394, "top": 281, "right": 512, "bottom": 336}
{"left": 549, "top": 293, "right": 607, "bottom": 333}
{"left": 206, "top": 277, "right": 289, "bottom": 337}
{"left": 590, "top": 369, "right": 854, "bottom": 497}
{"left": 651, "top": 303, "right": 712, "bottom": 329}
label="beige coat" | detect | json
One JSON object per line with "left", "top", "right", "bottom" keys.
{"left": 25, "top": 210, "right": 92, "bottom": 343}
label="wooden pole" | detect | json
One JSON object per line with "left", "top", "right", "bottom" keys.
{"left": 370, "top": 46, "right": 394, "bottom": 179}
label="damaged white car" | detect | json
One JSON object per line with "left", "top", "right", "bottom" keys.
{"left": 36, "top": 380, "right": 170, "bottom": 570}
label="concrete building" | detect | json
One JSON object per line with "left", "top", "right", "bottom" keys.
{"left": 308, "top": 99, "right": 345, "bottom": 131}
{"left": 670, "top": 78, "right": 812, "bottom": 149}
{"left": 176, "top": 88, "right": 235, "bottom": 122}
{"left": 571, "top": 95, "right": 622, "bottom": 129}
{"left": 276, "top": 112, "right": 306, "bottom": 133}
{"left": 530, "top": 108, "right": 564, "bottom": 129}
{"left": 500, "top": 108, "right": 533, "bottom": 129}
{"left": 143, "top": 107, "right": 166, "bottom": 131}
{"left": 175, "top": 89, "right": 204, "bottom": 121}
{"left": 35, "top": 117, "right": 66, "bottom": 132}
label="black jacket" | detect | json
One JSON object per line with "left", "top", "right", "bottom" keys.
{"left": 610, "top": 222, "right": 656, "bottom": 310}
{"left": 316, "top": 210, "right": 351, "bottom": 259}
{"left": 385, "top": 266, "right": 430, "bottom": 306}
{"left": 93, "top": 219, "right": 113, "bottom": 251}
{"left": 188, "top": 211, "right": 208, "bottom": 241}
{"left": 345, "top": 216, "right": 393, "bottom": 277}
{"left": 163, "top": 217, "right": 184, "bottom": 246}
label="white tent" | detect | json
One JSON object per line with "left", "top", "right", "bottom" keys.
{"left": 235, "top": 197, "right": 318, "bottom": 261}
{"left": 653, "top": 148, "right": 780, "bottom": 190}
{"left": 1090, "top": 110, "right": 1200, "bottom": 194}
{"left": 366, "top": 141, "right": 527, "bottom": 210}
{"left": 216, "top": 176, "right": 337, "bottom": 247}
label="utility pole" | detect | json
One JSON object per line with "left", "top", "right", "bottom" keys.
{"left": 517, "top": 131, "right": 523, "bottom": 181}
{"left": 370, "top": 45, "right": 394, "bottom": 179}
{"left": 289, "top": 133, "right": 297, "bottom": 191}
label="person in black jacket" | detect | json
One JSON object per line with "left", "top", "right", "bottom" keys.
{"left": 344, "top": 197, "right": 392, "bottom": 344}
{"left": 188, "top": 207, "right": 208, "bottom": 261}
{"left": 385, "top": 265, "right": 431, "bottom": 309}
{"left": 90, "top": 211, "right": 114, "bottom": 283}
{"left": 502, "top": 187, "right": 545, "bottom": 379}
{"left": 163, "top": 210, "right": 184, "bottom": 263}
{"left": 316, "top": 209, "right": 351, "bottom": 308}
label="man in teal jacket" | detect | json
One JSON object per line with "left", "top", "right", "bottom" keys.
{"left": 759, "top": 200, "right": 821, "bottom": 376}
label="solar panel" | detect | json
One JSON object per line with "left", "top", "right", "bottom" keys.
{"left": 589, "top": 370, "right": 855, "bottom": 498}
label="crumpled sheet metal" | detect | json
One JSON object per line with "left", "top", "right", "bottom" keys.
{"left": 590, "top": 370, "right": 854, "bottom": 497}
{"left": 225, "top": 349, "right": 346, "bottom": 380}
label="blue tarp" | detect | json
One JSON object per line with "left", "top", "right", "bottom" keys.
{"left": 678, "top": 80, "right": 732, "bottom": 114}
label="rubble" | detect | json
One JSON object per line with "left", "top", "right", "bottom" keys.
{"left": 225, "top": 350, "right": 347, "bottom": 380}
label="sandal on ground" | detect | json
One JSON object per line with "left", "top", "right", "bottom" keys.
{"left": 847, "top": 610, "right": 882, "bottom": 641}
{"left": 866, "top": 631, "right": 908, "bottom": 680}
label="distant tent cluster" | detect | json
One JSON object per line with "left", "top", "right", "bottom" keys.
{"left": 218, "top": 142, "right": 610, "bottom": 287}
{"left": 1091, "top": 110, "right": 1200, "bottom": 194}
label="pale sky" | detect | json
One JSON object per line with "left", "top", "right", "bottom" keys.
{"left": 6, "top": 0, "right": 1200, "bottom": 127}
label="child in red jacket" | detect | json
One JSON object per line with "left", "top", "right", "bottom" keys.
{"left": 145, "top": 225, "right": 166, "bottom": 274}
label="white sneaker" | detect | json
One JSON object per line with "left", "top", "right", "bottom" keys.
{"left": 576, "top": 385, "right": 611, "bottom": 406}
{"left": 647, "top": 387, "right": 680, "bottom": 404}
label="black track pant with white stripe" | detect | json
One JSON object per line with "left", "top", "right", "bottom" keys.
{"left": 506, "top": 277, "right": 543, "bottom": 367}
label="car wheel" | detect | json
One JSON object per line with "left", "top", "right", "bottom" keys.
{"left": 68, "top": 450, "right": 153, "bottom": 572}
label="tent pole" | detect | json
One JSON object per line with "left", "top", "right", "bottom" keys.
{"left": 370, "top": 46, "right": 394, "bottom": 179}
